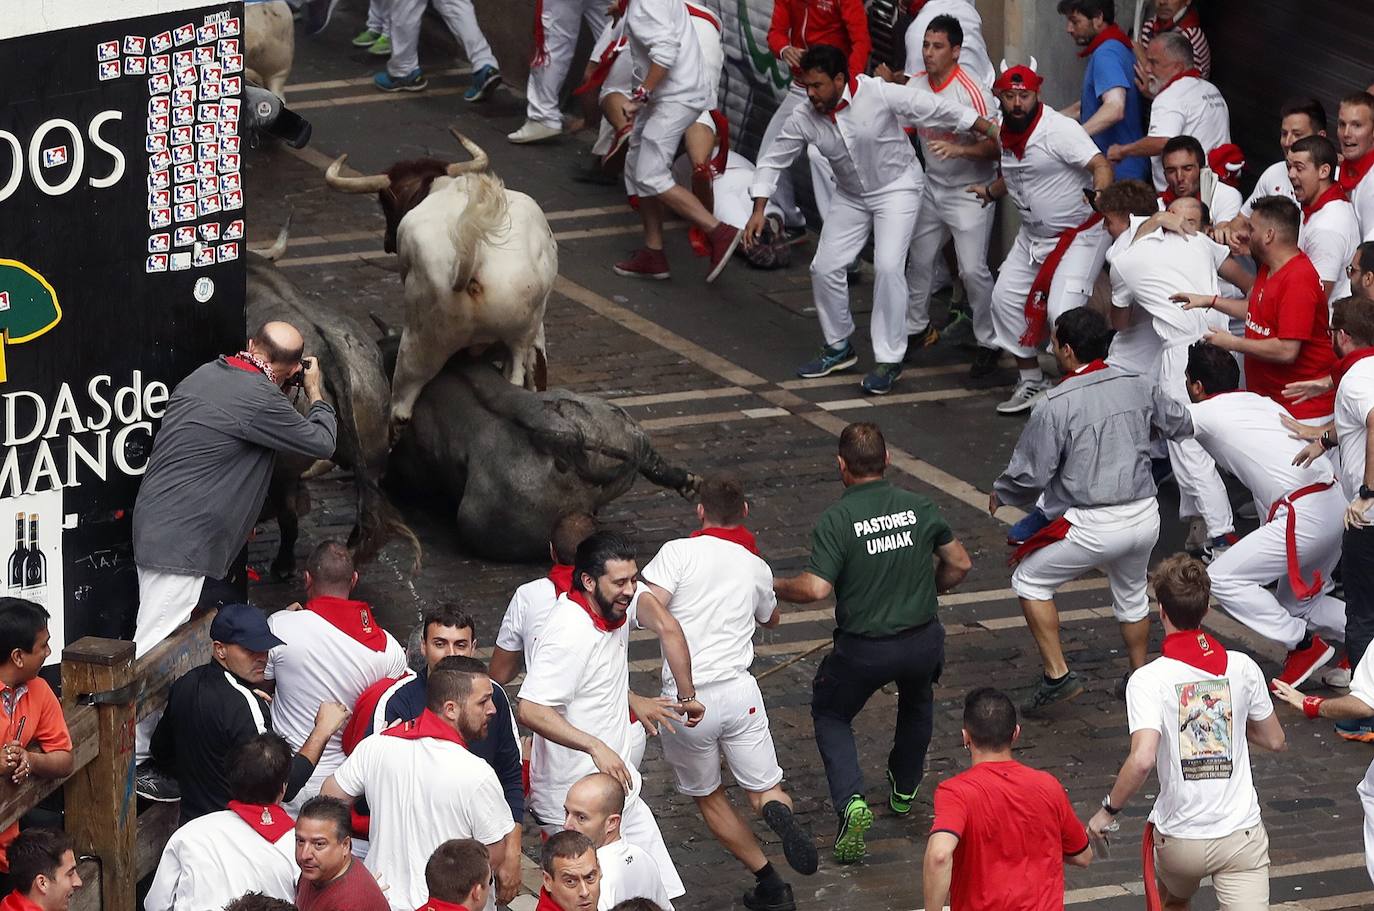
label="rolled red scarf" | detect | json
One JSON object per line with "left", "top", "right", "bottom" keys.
{"left": 529, "top": 0, "right": 549, "bottom": 67}
{"left": 1020, "top": 212, "right": 1104, "bottom": 347}
{"left": 1078, "top": 23, "right": 1132, "bottom": 58}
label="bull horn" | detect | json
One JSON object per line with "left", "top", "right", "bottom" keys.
{"left": 260, "top": 211, "right": 292, "bottom": 261}
{"left": 445, "top": 128, "right": 490, "bottom": 176}
{"left": 325, "top": 153, "right": 391, "bottom": 193}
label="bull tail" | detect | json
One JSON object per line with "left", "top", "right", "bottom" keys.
{"left": 452, "top": 173, "right": 511, "bottom": 296}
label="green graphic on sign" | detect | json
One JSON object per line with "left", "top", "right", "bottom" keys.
{"left": 0, "top": 259, "right": 62, "bottom": 383}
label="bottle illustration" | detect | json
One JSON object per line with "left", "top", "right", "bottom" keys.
{"left": 22, "top": 514, "right": 45, "bottom": 590}
{"left": 6, "top": 513, "right": 25, "bottom": 591}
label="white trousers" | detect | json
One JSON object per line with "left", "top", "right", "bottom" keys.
{"left": 757, "top": 84, "right": 836, "bottom": 226}
{"left": 1160, "top": 347, "right": 1234, "bottom": 538}
{"left": 367, "top": 0, "right": 390, "bottom": 33}
{"left": 1208, "top": 484, "right": 1347, "bottom": 650}
{"left": 624, "top": 101, "right": 702, "bottom": 197}
{"left": 1360, "top": 759, "right": 1374, "bottom": 887}
{"left": 525, "top": 0, "right": 608, "bottom": 129}
{"left": 133, "top": 566, "right": 206, "bottom": 763}
{"left": 388, "top": 0, "right": 497, "bottom": 76}
{"left": 906, "top": 180, "right": 997, "bottom": 348}
{"left": 991, "top": 225, "right": 1109, "bottom": 359}
{"left": 540, "top": 795, "right": 685, "bottom": 899}
{"left": 811, "top": 178, "right": 923, "bottom": 364}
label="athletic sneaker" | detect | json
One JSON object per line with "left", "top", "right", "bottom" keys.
{"left": 902, "top": 324, "right": 940, "bottom": 364}
{"left": 762, "top": 801, "right": 818, "bottom": 875}
{"left": 1200, "top": 533, "right": 1238, "bottom": 565}
{"left": 464, "top": 65, "right": 502, "bottom": 102}
{"left": 796, "top": 341, "right": 858, "bottom": 378}
{"left": 1007, "top": 507, "right": 1051, "bottom": 546}
{"left": 1321, "top": 655, "right": 1352, "bottom": 688}
{"left": 1274, "top": 636, "right": 1335, "bottom": 688}
{"left": 832, "top": 796, "right": 873, "bottom": 865}
{"left": 613, "top": 248, "right": 670, "bottom": 280}
{"left": 969, "top": 346, "right": 1000, "bottom": 379}
{"left": 1336, "top": 717, "right": 1374, "bottom": 743}
{"left": 861, "top": 363, "right": 902, "bottom": 395}
{"left": 887, "top": 769, "right": 917, "bottom": 816}
{"left": 742, "top": 881, "right": 796, "bottom": 911}
{"left": 507, "top": 120, "right": 562, "bottom": 144}
{"left": 135, "top": 762, "right": 181, "bottom": 802}
{"left": 374, "top": 68, "right": 427, "bottom": 92}
{"left": 368, "top": 35, "right": 392, "bottom": 56}
{"left": 706, "top": 223, "right": 742, "bottom": 282}
{"left": 1020, "top": 672, "right": 1085, "bottom": 718}
{"left": 996, "top": 378, "right": 1049, "bottom": 415}
{"left": 352, "top": 28, "right": 383, "bottom": 47}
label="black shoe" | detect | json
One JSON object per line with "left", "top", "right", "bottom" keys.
{"left": 902, "top": 325, "right": 940, "bottom": 364}
{"left": 743, "top": 882, "right": 796, "bottom": 911}
{"left": 969, "top": 346, "right": 1000, "bottom": 378}
{"left": 763, "top": 801, "right": 818, "bottom": 875}
{"left": 1020, "top": 672, "right": 1085, "bottom": 718}
{"left": 135, "top": 762, "right": 181, "bottom": 802}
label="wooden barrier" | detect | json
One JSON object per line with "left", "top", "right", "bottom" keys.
{"left": 0, "top": 611, "right": 214, "bottom": 911}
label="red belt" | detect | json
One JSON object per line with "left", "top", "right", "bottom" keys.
{"left": 1009, "top": 516, "right": 1073, "bottom": 566}
{"left": 1265, "top": 480, "right": 1336, "bottom": 600}
{"left": 1020, "top": 213, "right": 1104, "bottom": 348}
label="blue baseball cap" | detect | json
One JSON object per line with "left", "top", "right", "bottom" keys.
{"left": 210, "top": 603, "right": 285, "bottom": 652}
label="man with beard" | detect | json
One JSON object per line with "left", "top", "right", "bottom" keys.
{"left": 1134, "top": 0, "right": 1210, "bottom": 83}
{"left": 970, "top": 62, "right": 1113, "bottom": 414}
{"left": 322, "top": 657, "right": 521, "bottom": 911}
{"left": 1057, "top": 0, "right": 1147, "bottom": 181}
{"left": 518, "top": 531, "right": 702, "bottom": 903}
{"left": 1338, "top": 93, "right": 1374, "bottom": 240}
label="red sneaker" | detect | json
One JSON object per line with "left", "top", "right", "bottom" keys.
{"left": 613, "top": 247, "right": 670, "bottom": 280}
{"left": 687, "top": 226, "right": 710, "bottom": 257}
{"left": 1275, "top": 636, "right": 1336, "bottom": 688}
{"left": 706, "top": 222, "right": 741, "bottom": 283}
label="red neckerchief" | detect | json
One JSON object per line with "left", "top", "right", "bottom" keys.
{"left": 690, "top": 526, "right": 760, "bottom": 554}
{"left": 535, "top": 891, "right": 564, "bottom": 911}
{"left": 1151, "top": 2, "right": 1201, "bottom": 35}
{"left": 226, "top": 801, "right": 295, "bottom": 843}
{"left": 1302, "top": 182, "right": 1348, "bottom": 223}
{"left": 1339, "top": 147, "right": 1374, "bottom": 194}
{"left": 826, "top": 77, "right": 860, "bottom": 123}
{"left": 0, "top": 892, "right": 42, "bottom": 911}
{"left": 307, "top": 596, "right": 388, "bottom": 652}
{"left": 1332, "top": 347, "right": 1374, "bottom": 390}
{"left": 1161, "top": 630, "right": 1228, "bottom": 675}
{"left": 999, "top": 103, "right": 1043, "bottom": 161}
{"left": 548, "top": 563, "right": 574, "bottom": 596}
{"left": 415, "top": 900, "right": 468, "bottom": 911}
{"left": 568, "top": 588, "right": 627, "bottom": 632}
{"left": 1078, "top": 23, "right": 1132, "bottom": 58}
{"left": 1009, "top": 515, "right": 1072, "bottom": 565}
{"left": 1059, "top": 359, "right": 1109, "bottom": 384}
{"left": 381, "top": 708, "right": 468, "bottom": 748}
{"left": 226, "top": 352, "right": 276, "bottom": 385}
{"left": 572, "top": 36, "right": 625, "bottom": 96}
{"left": 1158, "top": 68, "right": 1202, "bottom": 95}
{"left": 1159, "top": 188, "right": 1179, "bottom": 206}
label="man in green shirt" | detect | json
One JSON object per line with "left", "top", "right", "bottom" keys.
{"left": 775, "top": 422, "right": 972, "bottom": 864}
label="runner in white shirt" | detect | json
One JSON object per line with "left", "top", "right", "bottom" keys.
{"left": 1088, "top": 554, "right": 1286, "bottom": 910}
{"left": 1107, "top": 31, "right": 1230, "bottom": 192}
{"left": 1159, "top": 136, "right": 1241, "bottom": 224}
{"left": 903, "top": 0, "right": 993, "bottom": 86}
{"left": 1183, "top": 345, "right": 1346, "bottom": 689}
{"left": 637, "top": 477, "right": 817, "bottom": 907}
{"left": 970, "top": 63, "right": 1112, "bottom": 414}
{"left": 1338, "top": 93, "right": 1374, "bottom": 241}
{"left": 563, "top": 773, "right": 674, "bottom": 911}
{"left": 875, "top": 15, "right": 1001, "bottom": 378}
{"left": 1237, "top": 98, "right": 1326, "bottom": 218}
{"left": 146, "top": 735, "right": 299, "bottom": 911}
{"left": 323, "top": 659, "right": 520, "bottom": 911}
{"left": 265, "top": 542, "right": 408, "bottom": 813}
{"left": 1290, "top": 135, "right": 1360, "bottom": 303}
{"left": 518, "top": 530, "right": 703, "bottom": 901}
{"left": 743, "top": 44, "right": 998, "bottom": 396}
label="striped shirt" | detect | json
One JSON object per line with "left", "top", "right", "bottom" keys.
{"left": 909, "top": 64, "right": 998, "bottom": 187}
{"left": 1139, "top": 8, "right": 1212, "bottom": 79}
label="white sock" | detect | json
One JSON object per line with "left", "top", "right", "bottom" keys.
{"left": 1018, "top": 368, "right": 1043, "bottom": 384}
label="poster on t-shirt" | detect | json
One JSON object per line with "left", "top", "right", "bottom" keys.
{"left": 1176, "top": 680, "right": 1234, "bottom": 780}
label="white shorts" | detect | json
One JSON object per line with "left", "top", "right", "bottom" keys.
{"left": 624, "top": 100, "right": 701, "bottom": 197}
{"left": 659, "top": 675, "right": 783, "bottom": 797}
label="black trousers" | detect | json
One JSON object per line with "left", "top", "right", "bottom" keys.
{"left": 1343, "top": 526, "right": 1374, "bottom": 669}
{"left": 810, "top": 621, "right": 944, "bottom": 816}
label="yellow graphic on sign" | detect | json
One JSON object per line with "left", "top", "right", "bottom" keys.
{"left": 0, "top": 259, "right": 62, "bottom": 383}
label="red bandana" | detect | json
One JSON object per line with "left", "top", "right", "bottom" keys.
{"left": 1161, "top": 630, "right": 1227, "bottom": 675}
{"left": 416, "top": 901, "right": 468, "bottom": 911}
{"left": 1061, "top": 359, "right": 1110, "bottom": 383}
{"left": 1151, "top": 3, "right": 1201, "bottom": 35}
{"left": 227, "top": 801, "right": 294, "bottom": 844}
{"left": 1008, "top": 516, "right": 1072, "bottom": 565}
{"left": 690, "top": 526, "right": 760, "bottom": 555}
{"left": 568, "top": 589, "right": 627, "bottom": 632}
{"left": 827, "top": 78, "right": 860, "bottom": 123}
{"left": 226, "top": 352, "right": 276, "bottom": 385}
{"left": 548, "top": 564, "right": 575, "bottom": 596}
{"left": 1078, "top": 23, "right": 1132, "bottom": 58}
{"left": 307, "top": 596, "right": 388, "bottom": 652}
{"left": 1158, "top": 68, "right": 1202, "bottom": 95}
{"left": 1159, "top": 188, "right": 1179, "bottom": 206}
{"left": 1340, "top": 148, "right": 1374, "bottom": 194}
{"left": 1332, "top": 347, "right": 1374, "bottom": 390}
{"left": 382, "top": 708, "right": 467, "bottom": 748}
{"left": 1302, "top": 182, "right": 1348, "bottom": 223}
{"left": 536, "top": 891, "right": 564, "bottom": 911}
{"left": 999, "top": 103, "right": 1043, "bottom": 161}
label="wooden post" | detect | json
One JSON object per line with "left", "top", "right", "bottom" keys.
{"left": 62, "top": 637, "right": 137, "bottom": 911}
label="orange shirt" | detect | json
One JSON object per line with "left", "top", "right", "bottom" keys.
{"left": 0, "top": 677, "right": 72, "bottom": 870}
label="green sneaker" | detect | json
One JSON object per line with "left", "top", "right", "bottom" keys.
{"left": 352, "top": 28, "right": 382, "bottom": 47}
{"left": 833, "top": 796, "right": 873, "bottom": 864}
{"left": 368, "top": 34, "right": 392, "bottom": 56}
{"left": 887, "top": 770, "right": 917, "bottom": 816}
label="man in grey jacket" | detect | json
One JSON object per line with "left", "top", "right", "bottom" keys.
{"left": 132, "top": 321, "right": 337, "bottom": 796}
{"left": 990, "top": 307, "right": 1194, "bottom": 717}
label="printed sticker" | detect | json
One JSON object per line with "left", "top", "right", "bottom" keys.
{"left": 148, "top": 189, "right": 170, "bottom": 209}
{"left": 197, "top": 104, "right": 220, "bottom": 122}
{"left": 174, "top": 163, "right": 197, "bottom": 183}
{"left": 173, "top": 49, "right": 194, "bottom": 69}
{"left": 172, "top": 145, "right": 193, "bottom": 165}
{"left": 223, "top": 54, "right": 243, "bottom": 73}
{"left": 221, "top": 17, "right": 240, "bottom": 36}
{"left": 123, "top": 35, "right": 146, "bottom": 55}
{"left": 218, "top": 39, "right": 240, "bottom": 57}
{"left": 195, "top": 160, "right": 217, "bottom": 179}
{"left": 222, "top": 76, "right": 242, "bottom": 96}
{"left": 146, "top": 254, "right": 168, "bottom": 273}
{"left": 147, "top": 169, "right": 170, "bottom": 190}
{"left": 171, "top": 126, "right": 193, "bottom": 147}
{"left": 197, "top": 176, "right": 218, "bottom": 198}
{"left": 172, "top": 106, "right": 194, "bottom": 127}
{"left": 219, "top": 99, "right": 240, "bottom": 121}
{"left": 217, "top": 242, "right": 239, "bottom": 262}
{"left": 150, "top": 54, "right": 170, "bottom": 74}
{"left": 201, "top": 63, "right": 222, "bottom": 82}
{"left": 224, "top": 219, "right": 245, "bottom": 240}
{"left": 193, "top": 244, "right": 216, "bottom": 268}
{"left": 174, "top": 184, "right": 196, "bottom": 204}
{"left": 147, "top": 114, "right": 169, "bottom": 134}
{"left": 149, "top": 207, "right": 171, "bottom": 228}
{"left": 148, "top": 73, "right": 172, "bottom": 94}
{"left": 219, "top": 172, "right": 241, "bottom": 193}
{"left": 149, "top": 150, "right": 172, "bottom": 171}
{"left": 150, "top": 31, "right": 173, "bottom": 53}
{"left": 198, "top": 222, "right": 221, "bottom": 241}
{"left": 124, "top": 56, "right": 147, "bottom": 75}
{"left": 195, "top": 123, "right": 217, "bottom": 143}
{"left": 173, "top": 85, "right": 196, "bottom": 106}
{"left": 200, "top": 81, "right": 221, "bottom": 101}
{"left": 174, "top": 202, "right": 198, "bottom": 223}
{"left": 173, "top": 24, "right": 195, "bottom": 46}
{"left": 175, "top": 66, "right": 197, "bottom": 87}
{"left": 199, "top": 194, "right": 222, "bottom": 215}
{"left": 219, "top": 153, "right": 240, "bottom": 172}
{"left": 193, "top": 46, "right": 215, "bottom": 66}
{"left": 170, "top": 251, "right": 192, "bottom": 271}
{"left": 149, "top": 96, "right": 171, "bottom": 116}
{"left": 197, "top": 142, "right": 219, "bottom": 162}
{"left": 99, "top": 60, "right": 121, "bottom": 81}
{"left": 97, "top": 41, "right": 119, "bottom": 62}
{"left": 197, "top": 23, "right": 218, "bottom": 44}
{"left": 149, "top": 233, "right": 170, "bottom": 253}
{"left": 175, "top": 226, "right": 197, "bottom": 247}
{"left": 145, "top": 133, "right": 168, "bottom": 153}
{"left": 222, "top": 189, "right": 243, "bottom": 210}
{"left": 41, "top": 146, "right": 67, "bottom": 168}
{"left": 221, "top": 136, "right": 241, "bottom": 154}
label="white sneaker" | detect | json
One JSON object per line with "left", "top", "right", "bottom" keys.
{"left": 1321, "top": 662, "right": 1352, "bottom": 688}
{"left": 996, "top": 378, "right": 1049, "bottom": 414}
{"left": 507, "top": 120, "right": 562, "bottom": 144}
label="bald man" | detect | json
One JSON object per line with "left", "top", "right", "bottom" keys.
{"left": 133, "top": 321, "right": 337, "bottom": 802}
{"left": 564, "top": 774, "right": 673, "bottom": 911}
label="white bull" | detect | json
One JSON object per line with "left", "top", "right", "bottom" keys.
{"left": 325, "top": 130, "right": 557, "bottom": 442}
{"left": 246, "top": 0, "right": 294, "bottom": 100}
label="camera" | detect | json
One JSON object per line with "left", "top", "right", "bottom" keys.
{"left": 286, "top": 356, "right": 314, "bottom": 387}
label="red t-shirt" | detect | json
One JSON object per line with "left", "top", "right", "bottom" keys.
{"left": 930, "top": 761, "right": 1089, "bottom": 911}
{"left": 295, "top": 858, "right": 391, "bottom": 911}
{"left": 1243, "top": 253, "right": 1337, "bottom": 419}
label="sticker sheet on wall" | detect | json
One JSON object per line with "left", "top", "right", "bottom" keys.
{"left": 2, "top": 490, "right": 65, "bottom": 665}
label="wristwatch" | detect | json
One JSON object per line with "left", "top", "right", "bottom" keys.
{"left": 1321, "top": 429, "right": 1337, "bottom": 450}
{"left": 1361, "top": 485, "right": 1374, "bottom": 500}
{"left": 1101, "top": 795, "right": 1122, "bottom": 815}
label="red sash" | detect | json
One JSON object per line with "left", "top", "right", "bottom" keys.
{"left": 416, "top": 900, "right": 468, "bottom": 911}
{"left": 999, "top": 104, "right": 1043, "bottom": 161}
{"left": 548, "top": 563, "right": 575, "bottom": 596}
{"left": 381, "top": 708, "right": 467, "bottom": 748}
{"left": 569, "top": 589, "right": 626, "bottom": 632}
{"left": 572, "top": 37, "right": 625, "bottom": 96}
{"left": 530, "top": 0, "right": 550, "bottom": 66}
{"left": 308, "top": 596, "right": 388, "bottom": 652}
{"left": 227, "top": 801, "right": 294, "bottom": 844}
{"left": 1266, "top": 481, "right": 1337, "bottom": 600}
{"left": 690, "top": 525, "right": 760, "bottom": 555}
{"left": 1161, "top": 629, "right": 1227, "bottom": 675}
{"left": 536, "top": 891, "right": 565, "bottom": 911}
{"left": 1339, "top": 148, "right": 1374, "bottom": 194}
{"left": 1009, "top": 516, "right": 1072, "bottom": 565}
{"left": 1302, "top": 183, "right": 1348, "bottom": 223}
{"left": 1332, "top": 347, "right": 1374, "bottom": 390}
{"left": 1020, "top": 212, "right": 1105, "bottom": 347}
{"left": 1078, "top": 23, "right": 1132, "bottom": 58}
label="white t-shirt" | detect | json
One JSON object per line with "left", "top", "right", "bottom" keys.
{"left": 1241, "top": 159, "right": 1297, "bottom": 216}
{"left": 144, "top": 809, "right": 297, "bottom": 911}
{"left": 266, "top": 607, "right": 407, "bottom": 784}
{"left": 1205, "top": 180, "right": 1242, "bottom": 225}
{"left": 496, "top": 576, "right": 560, "bottom": 669}
{"left": 1336, "top": 357, "right": 1374, "bottom": 514}
{"left": 1126, "top": 649, "right": 1272, "bottom": 838}
{"left": 1350, "top": 648, "right": 1374, "bottom": 708}
{"left": 1301, "top": 197, "right": 1360, "bottom": 302}
{"left": 908, "top": 64, "right": 998, "bottom": 188}
{"left": 1105, "top": 230, "right": 1165, "bottom": 375}
{"left": 1147, "top": 75, "right": 1232, "bottom": 191}
{"left": 1001, "top": 105, "right": 1102, "bottom": 239}
{"left": 332, "top": 733, "right": 514, "bottom": 911}
{"left": 596, "top": 839, "right": 674, "bottom": 911}
{"left": 904, "top": 0, "right": 994, "bottom": 87}
{"left": 1109, "top": 217, "right": 1228, "bottom": 351}
{"left": 640, "top": 534, "right": 776, "bottom": 693}
{"left": 1347, "top": 164, "right": 1374, "bottom": 242}
{"left": 1188, "top": 391, "right": 1337, "bottom": 516}
{"left": 624, "top": 0, "right": 710, "bottom": 109}
{"left": 521, "top": 595, "right": 642, "bottom": 820}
